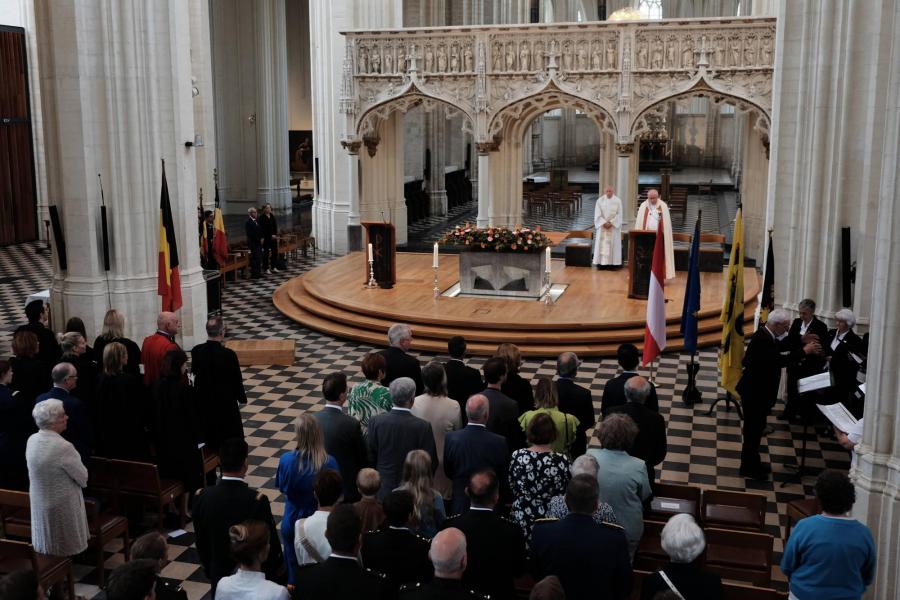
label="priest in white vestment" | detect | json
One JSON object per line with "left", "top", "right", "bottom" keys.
{"left": 635, "top": 188, "right": 676, "bottom": 279}
{"left": 592, "top": 186, "right": 623, "bottom": 267}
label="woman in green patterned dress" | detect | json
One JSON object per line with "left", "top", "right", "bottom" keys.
{"left": 347, "top": 352, "right": 392, "bottom": 434}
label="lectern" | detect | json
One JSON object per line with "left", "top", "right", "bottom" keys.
{"left": 628, "top": 230, "right": 657, "bottom": 299}
{"left": 362, "top": 221, "right": 396, "bottom": 288}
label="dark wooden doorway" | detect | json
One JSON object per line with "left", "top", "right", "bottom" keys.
{"left": 0, "top": 26, "right": 38, "bottom": 245}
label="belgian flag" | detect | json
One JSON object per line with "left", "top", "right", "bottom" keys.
{"left": 158, "top": 160, "right": 182, "bottom": 311}
{"left": 719, "top": 206, "right": 744, "bottom": 399}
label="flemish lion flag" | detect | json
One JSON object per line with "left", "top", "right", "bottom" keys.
{"left": 719, "top": 207, "right": 744, "bottom": 398}
{"left": 158, "top": 161, "right": 182, "bottom": 311}
{"left": 759, "top": 231, "right": 775, "bottom": 324}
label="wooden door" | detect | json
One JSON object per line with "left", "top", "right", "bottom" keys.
{"left": 0, "top": 26, "right": 37, "bottom": 245}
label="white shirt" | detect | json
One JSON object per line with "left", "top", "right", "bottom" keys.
{"left": 215, "top": 570, "right": 289, "bottom": 600}
{"left": 831, "top": 330, "right": 847, "bottom": 352}
{"left": 799, "top": 319, "right": 812, "bottom": 336}
{"left": 294, "top": 510, "right": 331, "bottom": 565}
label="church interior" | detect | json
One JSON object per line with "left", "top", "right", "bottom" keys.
{"left": 1, "top": 0, "right": 899, "bottom": 599}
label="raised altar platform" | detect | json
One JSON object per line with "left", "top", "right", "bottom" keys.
{"left": 273, "top": 252, "right": 760, "bottom": 357}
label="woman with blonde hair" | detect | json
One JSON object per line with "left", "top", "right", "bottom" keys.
{"left": 94, "top": 342, "right": 151, "bottom": 460}
{"left": 215, "top": 520, "right": 289, "bottom": 599}
{"left": 496, "top": 342, "right": 535, "bottom": 414}
{"left": 519, "top": 377, "right": 579, "bottom": 457}
{"left": 93, "top": 308, "right": 142, "bottom": 375}
{"left": 396, "top": 449, "right": 446, "bottom": 538}
{"left": 275, "top": 413, "right": 338, "bottom": 583}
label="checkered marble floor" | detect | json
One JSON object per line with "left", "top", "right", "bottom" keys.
{"left": 0, "top": 241, "right": 851, "bottom": 598}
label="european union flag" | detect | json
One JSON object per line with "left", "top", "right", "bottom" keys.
{"left": 680, "top": 212, "right": 702, "bottom": 353}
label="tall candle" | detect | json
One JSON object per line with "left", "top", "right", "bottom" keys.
{"left": 367, "top": 243, "right": 373, "bottom": 262}
{"left": 545, "top": 246, "right": 552, "bottom": 273}
{"left": 433, "top": 242, "right": 439, "bottom": 268}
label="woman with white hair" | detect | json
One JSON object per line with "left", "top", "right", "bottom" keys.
{"left": 26, "top": 399, "right": 90, "bottom": 558}
{"left": 640, "top": 514, "right": 723, "bottom": 599}
{"left": 545, "top": 454, "right": 618, "bottom": 525}
{"left": 824, "top": 308, "right": 865, "bottom": 414}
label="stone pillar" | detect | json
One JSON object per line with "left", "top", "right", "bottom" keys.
{"left": 740, "top": 111, "right": 769, "bottom": 264}
{"left": 35, "top": 0, "right": 207, "bottom": 348}
{"left": 254, "top": 0, "right": 291, "bottom": 212}
{"left": 189, "top": 0, "right": 217, "bottom": 209}
{"left": 426, "top": 115, "right": 449, "bottom": 217}
{"left": 344, "top": 142, "right": 362, "bottom": 251}
{"left": 476, "top": 149, "right": 491, "bottom": 228}
{"left": 616, "top": 142, "right": 636, "bottom": 230}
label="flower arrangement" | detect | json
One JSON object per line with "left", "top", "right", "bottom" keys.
{"left": 439, "top": 223, "right": 551, "bottom": 252}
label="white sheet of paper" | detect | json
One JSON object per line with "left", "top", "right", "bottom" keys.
{"left": 168, "top": 529, "right": 188, "bottom": 538}
{"left": 817, "top": 402, "right": 858, "bottom": 433}
{"left": 859, "top": 383, "right": 866, "bottom": 395}
{"left": 798, "top": 371, "right": 832, "bottom": 394}
{"left": 660, "top": 501, "right": 681, "bottom": 510}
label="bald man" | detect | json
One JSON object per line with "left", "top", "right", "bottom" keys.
{"left": 400, "top": 528, "right": 483, "bottom": 599}
{"left": 635, "top": 189, "right": 675, "bottom": 279}
{"left": 443, "top": 395, "right": 510, "bottom": 515}
{"left": 141, "top": 312, "right": 180, "bottom": 384}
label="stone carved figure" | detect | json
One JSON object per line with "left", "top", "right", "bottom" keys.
{"left": 464, "top": 43, "right": 474, "bottom": 72}
{"left": 744, "top": 36, "right": 757, "bottom": 66}
{"left": 397, "top": 45, "right": 407, "bottom": 73}
{"left": 714, "top": 36, "right": 726, "bottom": 67}
{"left": 450, "top": 43, "right": 460, "bottom": 72}
{"left": 650, "top": 38, "right": 663, "bottom": 69}
{"left": 761, "top": 36, "right": 773, "bottom": 65}
{"left": 359, "top": 46, "right": 369, "bottom": 74}
{"left": 606, "top": 39, "right": 616, "bottom": 69}
{"left": 577, "top": 41, "right": 588, "bottom": 70}
{"left": 384, "top": 46, "right": 394, "bottom": 73}
{"left": 637, "top": 39, "right": 648, "bottom": 69}
{"left": 424, "top": 44, "right": 434, "bottom": 72}
{"left": 549, "top": 40, "right": 559, "bottom": 68}
{"left": 492, "top": 42, "right": 502, "bottom": 71}
{"left": 534, "top": 41, "right": 546, "bottom": 70}
{"left": 666, "top": 37, "right": 676, "bottom": 68}
{"left": 520, "top": 41, "right": 531, "bottom": 71}
{"left": 370, "top": 46, "right": 381, "bottom": 73}
{"left": 505, "top": 41, "right": 516, "bottom": 70}
{"left": 591, "top": 42, "right": 602, "bottom": 70}
{"left": 730, "top": 36, "right": 741, "bottom": 67}
{"left": 562, "top": 41, "right": 574, "bottom": 71}
{"left": 681, "top": 38, "right": 693, "bottom": 68}
{"left": 437, "top": 44, "right": 448, "bottom": 72}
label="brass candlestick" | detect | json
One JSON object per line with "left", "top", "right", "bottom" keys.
{"left": 367, "top": 260, "right": 377, "bottom": 288}
{"left": 432, "top": 266, "right": 440, "bottom": 298}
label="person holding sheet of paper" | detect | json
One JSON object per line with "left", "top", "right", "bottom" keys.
{"left": 782, "top": 298, "right": 829, "bottom": 423}
{"left": 824, "top": 309, "right": 865, "bottom": 415}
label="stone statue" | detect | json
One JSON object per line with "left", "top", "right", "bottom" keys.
{"left": 534, "top": 41, "right": 545, "bottom": 70}
{"left": 577, "top": 41, "right": 588, "bottom": 70}
{"left": 450, "top": 43, "right": 460, "bottom": 72}
{"left": 562, "top": 40, "right": 574, "bottom": 71}
{"left": 370, "top": 46, "right": 381, "bottom": 74}
{"left": 492, "top": 42, "right": 502, "bottom": 71}
{"left": 384, "top": 46, "right": 394, "bottom": 73}
{"left": 519, "top": 41, "right": 531, "bottom": 71}
{"left": 424, "top": 44, "right": 434, "bottom": 72}
{"left": 359, "top": 46, "right": 369, "bottom": 74}
{"left": 463, "top": 43, "right": 474, "bottom": 72}
{"left": 505, "top": 42, "right": 516, "bottom": 70}
{"left": 714, "top": 36, "right": 726, "bottom": 67}
{"left": 744, "top": 36, "right": 757, "bottom": 66}
{"left": 650, "top": 38, "right": 663, "bottom": 69}
{"left": 591, "top": 42, "right": 602, "bottom": 70}
{"left": 637, "top": 40, "right": 648, "bottom": 69}
{"left": 730, "top": 36, "right": 741, "bottom": 67}
{"left": 606, "top": 39, "right": 616, "bottom": 69}
{"left": 397, "top": 45, "right": 406, "bottom": 72}
{"left": 666, "top": 37, "right": 676, "bottom": 68}
{"left": 681, "top": 38, "right": 693, "bottom": 68}
{"left": 761, "top": 36, "right": 773, "bottom": 65}
{"left": 437, "top": 44, "right": 448, "bottom": 72}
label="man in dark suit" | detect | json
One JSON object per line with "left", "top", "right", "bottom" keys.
{"left": 443, "top": 336, "right": 483, "bottom": 424}
{"left": 294, "top": 504, "right": 392, "bottom": 600}
{"left": 192, "top": 438, "right": 284, "bottom": 592}
{"left": 361, "top": 490, "right": 433, "bottom": 592}
{"left": 443, "top": 395, "right": 510, "bottom": 515}
{"left": 314, "top": 372, "right": 367, "bottom": 502}
{"left": 367, "top": 377, "right": 437, "bottom": 498}
{"left": 532, "top": 475, "right": 632, "bottom": 600}
{"left": 824, "top": 308, "right": 865, "bottom": 414}
{"left": 36, "top": 362, "right": 91, "bottom": 467}
{"left": 191, "top": 317, "right": 247, "bottom": 456}
{"left": 441, "top": 469, "right": 526, "bottom": 600}
{"left": 607, "top": 376, "right": 667, "bottom": 487}
{"left": 555, "top": 352, "right": 595, "bottom": 458}
{"left": 600, "top": 343, "right": 659, "bottom": 416}
{"left": 245, "top": 207, "right": 263, "bottom": 279}
{"left": 782, "top": 298, "right": 829, "bottom": 421}
{"left": 736, "top": 308, "right": 819, "bottom": 480}
{"left": 16, "top": 300, "right": 60, "bottom": 368}
{"left": 399, "top": 528, "right": 485, "bottom": 600}
{"left": 259, "top": 203, "right": 280, "bottom": 274}
{"left": 379, "top": 323, "right": 424, "bottom": 395}
{"left": 480, "top": 357, "right": 525, "bottom": 453}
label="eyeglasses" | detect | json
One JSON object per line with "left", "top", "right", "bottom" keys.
{"left": 66, "top": 375, "right": 78, "bottom": 380}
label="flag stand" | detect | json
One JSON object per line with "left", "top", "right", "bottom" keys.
{"left": 648, "top": 358, "right": 657, "bottom": 385}
{"left": 705, "top": 391, "right": 743, "bottom": 420}
{"left": 681, "top": 352, "right": 702, "bottom": 406}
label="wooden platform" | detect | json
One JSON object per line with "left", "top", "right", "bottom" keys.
{"left": 273, "top": 252, "right": 759, "bottom": 357}
{"left": 225, "top": 339, "right": 296, "bottom": 366}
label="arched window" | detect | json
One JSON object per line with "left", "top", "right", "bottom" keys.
{"left": 637, "top": 0, "right": 662, "bottom": 20}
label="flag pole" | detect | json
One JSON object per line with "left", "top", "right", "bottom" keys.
{"left": 649, "top": 357, "right": 657, "bottom": 385}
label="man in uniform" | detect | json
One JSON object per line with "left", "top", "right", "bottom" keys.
{"left": 141, "top": 312, "right": 179, "bottom": 385}
{"left": 192, "top": 438, "right": 284, "bottom": 593}
{"left": 361, "top": 490, "right": 433, "bottom": 592}
{"left": 441, "top": 469, "right": 526, "bottom": 600}
{"left": 399, "top": 528, "right": 486, "bottom": 600}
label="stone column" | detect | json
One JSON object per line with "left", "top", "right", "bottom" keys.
{"left": 476, "top": 148, "right": 491, "bottom": 228}
{"left": 35, "top": 0, "right": 207, "bottom": 348}
{"left": 615, "top": 142, "right": 636, "bottom": 230}
{"left": 254, "top": 0, "right": 291, "bottom": 212}
{"left": 740, "top": 111, "right": 769, "bottom": 264}
{"left": 189, "top": 0, "right": 217, "bottom": 209}
{"left": 426, "top": 115, "right": 449, "bottom": 217}
{"left": 345, "top": 144, "right": 362, "bottom": 251}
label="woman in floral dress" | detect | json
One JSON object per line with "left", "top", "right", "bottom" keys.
{"left": 509, "top": 412, "right": 572, "bottom": 547}
{"left": 347, "top": 352, "right": 392, "bottom": 434}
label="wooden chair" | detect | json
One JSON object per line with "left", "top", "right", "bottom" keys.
{"left": 108, "top": 459, "right": 187, "bottom": 530}
{"left": 703, "top": 527, "right": 773, "bottom": 587}
{"left": 785, "top": 497, "right": 820, "bottom": 541}
{"left": 0, "top": 539, "right": 76, "bottom": 599}
{"left": 648, "top": 483, "right": 702, "bottom": 522}
{"left": 634, "top": 519, "right": 670, "bottom": 572}
{"left": 722, "top": 581, "right": 788, "bottom": 600}
{"left": 84, "top": 498, "right": 129, "bottom": 586}
{"left": 202, "top": 447, "right": 220, "bottom": 482}
{"left": 630, "top": 569, "right": 653, "bottom": 600}
{"left": 0, "top": 489, "right": 31, "bottom": 540}
{"left": 702, "top": 489, "right": 767, "bottom": 532}
{"left": 698, "top": 180, "right": 714, "bottom": 199}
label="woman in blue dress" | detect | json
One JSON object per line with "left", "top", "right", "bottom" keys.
{"left": 275, "top": 413, "right": 339, "bottom": 583}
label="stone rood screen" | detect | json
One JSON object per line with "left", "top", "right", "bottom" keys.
{"left": 338, "top": 17, "right": 775, "bottom": 154}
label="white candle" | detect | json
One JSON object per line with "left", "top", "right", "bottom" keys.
{"left": 545, "top": 246, "right": 552, "bottom": 273}
{"left": 433, "top": 242, "right": 439, "bottom": 268}
{"left": 367, "top": 243, "right": 373, "bottom": 262}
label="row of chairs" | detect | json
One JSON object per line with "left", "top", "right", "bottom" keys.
{"left": 648, "top": 484, "right": 768, "bottom": 532}
{"left": 631, "top": 569, "right": 788, "bottom": 600}
{"left": 668, "top": 186, "right": 689, "bottom": 220}
{"left": 524, "top": 188, "right": 583, "bottom": 218}
{"left": 445, "top": 169, "right": 473, "bottom": 211}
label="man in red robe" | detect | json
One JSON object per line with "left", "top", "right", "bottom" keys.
{"left": 141, "top": 312, "right": 180, "bottom": 385}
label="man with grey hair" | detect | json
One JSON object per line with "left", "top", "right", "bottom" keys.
{"left": 825, "top": 308, "right": 865, "bottom": 412}
{"left": 191, "top": 316, "right": 247, "bottom": 456}
{"left": 737, "top": 307, "right": 820, "bottom": 480}
{"left": 641, "top": 513, "right": 723, "bottom": 598}
{"left": 783, "top": 298, "right": 829, "bottom": 422}
{"left": 141, "top": 311, "right": 180, "bottom": 385}
{"left": 379, "top": 323, "right": 424, "bottom": 395}
{"left": 607, "top": 376, "right": 667, "bottom": 487}
{"left": 367, "top": 377, "right": 437, "bottom": 498}
{"left": 245, "top": 206, "right": 263, "bottom": 278}
{"left": 556, "top": 352, "right": 594, "bottom": 458}
{"left": 400, "top": 528, "right": 477, "bottom": 599}
{"left": 443, "top": 395, "right": 510, "bottom": 514}
{"left": 35, "top": 362, "right": 91, "bottom": 466}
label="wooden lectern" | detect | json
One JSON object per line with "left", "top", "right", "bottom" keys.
{"left": 362, "top": 221, "right": 396, "bottom": 288}
{"left": 628, "top": 230, "right": 657, "bottom": 299}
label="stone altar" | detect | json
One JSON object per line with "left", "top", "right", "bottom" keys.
{"left": 458, "top": 250, "right": 547, "bottom": 298}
